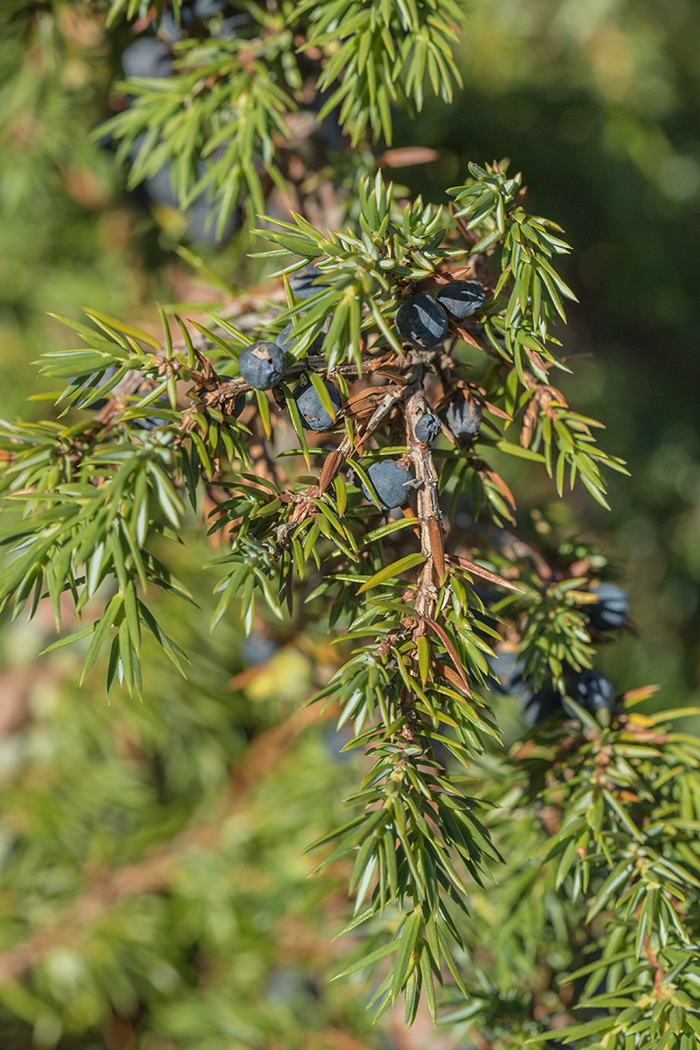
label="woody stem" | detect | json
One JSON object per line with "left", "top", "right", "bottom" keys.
{"left": 404, "top": 364, "right": 446, "bottom": 622}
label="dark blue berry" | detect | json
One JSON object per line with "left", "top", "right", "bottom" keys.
{"left": 323, "top": 724, "right": 354, "bottom": 764}
{"left": 182, "top": 190, "right": 239, "bottom": 245}
{"left": 239, "top": 342, "right": 286, "bottom": 389}
{"left": 121, "top": 38, "right": 173, "bottom": 79}
{"left": 566, "top": 670, "right": 616, "bottom": 716}
{"left": 522, "top": 687, "right": 562, "bottom": 726}
{"left": 294, "top": 382, "right": 342, "bottom": 432}
{"left": 587, "top": 583, "right": 629, "bottom": 631}
{"left": 131, "top": 148, "right": 238, "bottom": 245}
{"left": 240, "top": 633, "right": 277, "bottom": 666}
{"left": 158, "top": 10, "right": 193, "bottom": 43}
{"left": 436, "top": 280, "right": 486, "bottom": 320}
{"left": 447, "top": 399, "right": 482, "bottom": 439}
{"left": 289, "top": 264, "right": 330, "bottom": 300}
{"left": 414, "top": 413, "right": 442, "bottom": 444}
{"left": 362, "top": 460, "right": 413, "bottom": 510}
{"left": 396, "top": 294, "right": 449, "bottom": 349}
{"left": 276, "top": 321, "right": 326, "bottom": 357}
{"left": 193, "top": 0, "right": 227, "bottom": 16}
{"left": 318, "top": 110, "right": 344, "bottom": 150}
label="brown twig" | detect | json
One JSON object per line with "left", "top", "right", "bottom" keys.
{"left": 318, "top": 383, "right": 409, "bottom": 494}
{"left": 404, "top": 371, "right": 446, "bottom": 618}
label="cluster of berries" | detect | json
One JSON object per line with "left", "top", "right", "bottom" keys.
{"left": 78, "top": 272, "right": 487, "bottom": 513}
{"left": 121, "top": 0, "right": 242, "bottom": 56}
{"left": 489, "top": 583, "right": 630, "bottom": 727}
{"left": 414, "top": 399, "right": 482, "bottom": 444}
{"left": 118, "top": 6, "right": 246, "bottom": 245}
{"left": 235, "top": 274, "right": 486, "bottom": 507}
{"left": 396, "top": 280, "right": 485, "bottom": 349}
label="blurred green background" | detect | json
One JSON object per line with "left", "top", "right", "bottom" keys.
{"left": 1, "top": 0, "right": 699, "bottom": 1046}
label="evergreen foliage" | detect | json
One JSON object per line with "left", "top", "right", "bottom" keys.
{"left": 0, "top": 1, "right": 699, "bottom": 1048}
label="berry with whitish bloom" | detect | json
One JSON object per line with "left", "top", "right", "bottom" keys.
{"left": 128, "top": 145, "right": 239, "bottom": 245}
{"left": 158, "top": 9, "right": 194, "bottom": 43}
{"left": 361, "top": 460, "right": 413, "bottom": 510}
{"left": 436, "top": 279, "right": 486, "bottom": 320}
{"left": 294, "top": 381, "right": 342, "bottom": 432}
{"left": 181, "top": 188, "right": 239, "bottom": 245}
{"left": 121, "top": 38, "right": 173, "bottom": 79}
{"left": 414, "top": 413, "right": 442, "bottom": 444}
{"left": 238, "top": 342, "right": 286, "bottom": 389}
{"left": 522, "top": 687, "right": 562, "bottom": 726}
{"left": 240, "top": 633, "right": 277, "bottom": 666}
{"left": 447, "top": 398, "right": 482, "bottom": 439}
{"left": 194, "top": 0, "right": 227, "bottom": 16}
{"left": 289, "top": 264, "right": 330, "bottom": 300}
{"left": 566, "top": 670, "right": 616, "bottom": 716}
{"left": 587, "top": 582, "right": 629, "bottom": 631}
{"left": 396, "top": 294, "right": 449, "bottom": 348}
{"left": 276, "top": 321, "right": 326, "bottom": 357}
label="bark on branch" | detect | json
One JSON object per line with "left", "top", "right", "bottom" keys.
{"left": 404, "top": 371, "right": 445, "bottom": 621}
